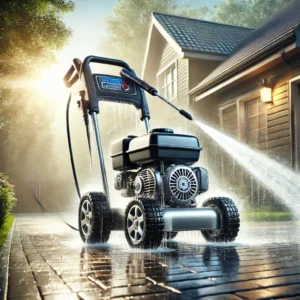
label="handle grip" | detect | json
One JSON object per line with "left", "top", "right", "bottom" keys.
{"left": 63, "top": 58, "right": 82, "bottom": 88}
{"left": 120, "top": 69, "right": 158, "bottom": 96}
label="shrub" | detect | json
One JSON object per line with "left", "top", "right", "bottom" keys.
{"left": 0, "top": 173, "right": 16, "bottom": 228}
{"left": 243, "top": 211, "right": 294, "bottom": 222}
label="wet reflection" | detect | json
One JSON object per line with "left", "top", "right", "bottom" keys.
{"left": 78, "top": 240, "right": 240, "bottom": 297}
{"left": 203, "top": 245, "right": 240, "bottom": 272}
{"left": 12, "top": 216, "right": 300, "bottom": 299}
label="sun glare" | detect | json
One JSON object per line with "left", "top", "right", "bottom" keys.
{"left": 36, "top": 65, "right": 68, "bottom": 99}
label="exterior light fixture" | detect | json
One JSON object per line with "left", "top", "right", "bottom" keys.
{"left": 260, "top": 79, "right": 272, "bottom": 103}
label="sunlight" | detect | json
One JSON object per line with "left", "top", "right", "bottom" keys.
{"left": 36, "top": 65, "right": 67, "bottom": 99}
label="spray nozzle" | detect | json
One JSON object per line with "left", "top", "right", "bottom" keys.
{"left": 179, "top": 109, "right": 193, "bottom": 121}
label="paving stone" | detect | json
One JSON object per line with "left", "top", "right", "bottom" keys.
{"left": 43, "top": 293, "right": 79, "bottom": 300}
{"left": 8, "top": 215, "right": 300, "bottom": 299}
{"left": 201, "top": 295, "right": 243, "bottom": 300}
{"left": 39, "top": 281, "right": 72, "bottom": 296}
{"left": 237, "top": 284, "right": 300, "bottom": 299}
{"left": 8, "top": 296, "right": 41, "bottom": 300}
{"left": 181, "top": 281, "right": 260, "bottom": 298}
{"left": 168, "top": 278, "right": 216, "bottom": 290}
{"left": 66, "top": 278, "right": 102, "bottom": 292}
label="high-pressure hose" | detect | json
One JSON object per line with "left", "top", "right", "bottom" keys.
{"left": 66, "top": 92, "right": 81, "bottom": 200}
{"left": 32, "top": 92, "right": 81, "bottom": 231}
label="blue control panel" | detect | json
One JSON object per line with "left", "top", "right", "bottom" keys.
{"left": 97, "top": 75, "right": 136, "bottom": 94}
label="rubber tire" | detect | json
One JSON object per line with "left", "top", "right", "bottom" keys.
{"left": 166, "top": 232, "right": 178, "bottom": 240}
{"left": 78, "top": 192, "right": 111, "bottom": 244}
{"left": 201, "top": 197, "right": 240, "bottom": 242}
{"left": 125, "top": 199, "right": 164, "bottom": 249}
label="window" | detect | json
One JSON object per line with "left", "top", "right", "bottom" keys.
{"left": 245, "top": 98, "right": 267, "bottom": 146}
{"left": 158, "top": 64, "right": 177, "bottom": 101}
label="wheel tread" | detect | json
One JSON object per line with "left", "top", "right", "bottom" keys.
{"left": 202, "top": 197, "right": 240, "bottom": 242}
{"left": 125, "top": 199, "right": 164, "bottom": 248}
{"left": 79, "top": 192, "right": 111, "bottom": 244}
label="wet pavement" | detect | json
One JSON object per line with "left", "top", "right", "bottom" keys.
{"left": 7, "top": 214, "right": 300, "bottom": 299}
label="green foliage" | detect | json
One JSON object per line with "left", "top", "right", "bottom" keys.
{"left": 0, "top": 215, "right": 15, "bottom": 246}
{"left": 211, "top": 0, "right": 293, "bottom": 28}
{"left": 0, "top": 0, "right": 75, "bottom": 75}
{"left": 0, "top": 0, "right": 74, "bottom": 177}
{"left": 101, "top": 0, "right": 207, "bottom": 74}
{"left": 243, "top": 211, "right": 294, "bottom": 222}
{"left": 0, "top": 173, "right": 16, "bottom": 229}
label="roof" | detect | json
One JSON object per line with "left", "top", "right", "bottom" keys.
{"left": 191, "top": 0, "right": 300, "bottom": 96}
{"left": 153, "top": 13, "right": 253, "bottom": 56}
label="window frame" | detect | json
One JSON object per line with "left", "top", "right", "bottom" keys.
{"left": 156, "top": 60, "right": 178, "bottom": 102}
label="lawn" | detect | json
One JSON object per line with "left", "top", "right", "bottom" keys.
{"left": 243, "top": 211, "right": 294, "bottom": 222}
{"left": 0, "top": 215, "right": 15, "bottom": 247}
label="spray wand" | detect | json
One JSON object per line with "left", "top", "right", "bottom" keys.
{"left": 120, "top": 69, "right": 193, "bottom": 121}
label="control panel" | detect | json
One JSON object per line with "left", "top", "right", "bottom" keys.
{"left": 96, "top": 75, "right": 137, "bottom": 95}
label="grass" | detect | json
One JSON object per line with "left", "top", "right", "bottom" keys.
{"left": 243, "top": 211, "right": 294, "bottom": 222}
{"left": 0, "top": 215, "right": 15, "bottom": 247}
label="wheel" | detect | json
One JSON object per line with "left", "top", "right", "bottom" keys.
{"left": 201, "top": 197, "right": 240, "bottom": 242}
{"left": 166, "top": 232, "right": 178, "bottom": 240}
{"left": 125, "top": 199, "right": 164, "bottom": 249}
{"left": 79, "top": 192, "right": 111, "bottom": 244}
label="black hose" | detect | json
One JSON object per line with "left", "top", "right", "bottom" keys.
{"left": 32, "top": 191, "right": 79, "bottom": 231}
{"left": 31, "top": 92, "right": 81, "bottom": 232}
{"left": 66, "top": 92, "right": 81, "bottom": 200}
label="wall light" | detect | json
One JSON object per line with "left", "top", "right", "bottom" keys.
{"left": 260, "top": 79, "right": 272, "bottom": 103}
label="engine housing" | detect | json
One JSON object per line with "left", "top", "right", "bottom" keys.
{"left": 114, "top": 164, "right": 208, "bottom": 207}
{"left": 164, "top": 165, "right": 198, "bottom": 206}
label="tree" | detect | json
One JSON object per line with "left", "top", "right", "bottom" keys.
{"left": 0, "top": 0, "right": 75, "bottom": 178}
{"left": 101, "top": 0, "right": 208, "bottom": 74}
{"left": 211, "top": 0, "right": 293, "bottom": 28}
{"left": 0, "top": 0, "right": 74, "bottom": 75}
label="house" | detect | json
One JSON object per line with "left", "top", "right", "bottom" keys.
{"left": 188, "top": 0, "right": 300, "bottom": 207}
{"left": 142, "top": 13, "right": 253, "bottom": 129}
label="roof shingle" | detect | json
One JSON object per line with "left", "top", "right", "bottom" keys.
{"left": 193, "top": 0, "right": 300, "bottom": 94}
{"left": 153, "top": 13, "right": 253, "bottom": 56}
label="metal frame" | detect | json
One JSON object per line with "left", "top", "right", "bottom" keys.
{"left": 91, "top": 112, "right": 111, "bottom": 200}
{"left": 163, "top": 208, "right": 220, "bottom": 231}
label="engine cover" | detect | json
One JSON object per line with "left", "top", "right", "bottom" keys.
{"left": 165, "top": 165, "right": 198, "bottom": 206}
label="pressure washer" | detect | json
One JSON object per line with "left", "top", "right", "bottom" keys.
{"left": 63, "top": 56, "right": 240, "bottom": 248}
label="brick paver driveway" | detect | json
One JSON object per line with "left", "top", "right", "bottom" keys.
{"left": 7, "top": 214, "right": 300, "bottom": 299}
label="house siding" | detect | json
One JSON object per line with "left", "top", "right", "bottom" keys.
{"left": 159, "top": 43, "right": 178, "bottom": 71}
{"left": 266, "top": 82, "right": 291, "bottom": 164}
{"left": 221, "top": 104, "right": 238, "bottom": 137}
{"left": 177, "top": 59, "right": 189, "bottom": 107}
{"left": 150, "top": 42, "right": 191, "bottom": 129}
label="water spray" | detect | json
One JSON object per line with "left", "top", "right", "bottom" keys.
{"left": 195, "top": 121, "right": 300, "bottom": 216}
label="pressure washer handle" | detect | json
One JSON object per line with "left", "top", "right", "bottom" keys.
{"left": 63, "top": 58, "right": 82, "bottom": 88}
{"left": 120, "top": 69, "right": 158, "bottom": 96}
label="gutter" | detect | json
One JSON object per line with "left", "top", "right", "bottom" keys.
{"left": 190, "top": 27, "right": 300, "bottom": 97}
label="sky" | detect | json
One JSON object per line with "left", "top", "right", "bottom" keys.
{"left": 57, "top": 0, "right": 118, "bottom": 65}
